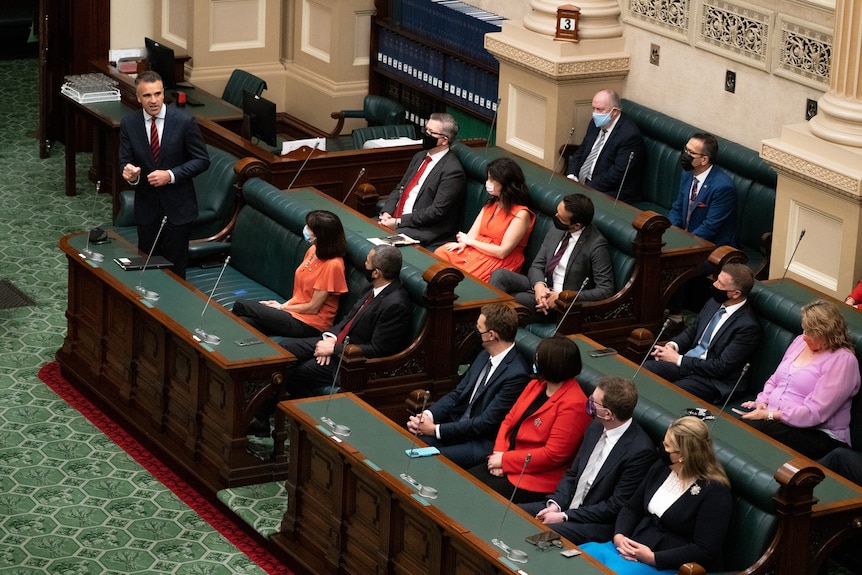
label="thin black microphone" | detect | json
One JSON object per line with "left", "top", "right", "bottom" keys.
{"left": 780, "top": 229, "right": 806, "bottom": 283}
{"left": 485, "top": 98, "right": 501, "bottom": 154}
{"left": 321, "top": 335, "right": 351, "bottom": 437}
{"left": 550, "top": 127, "right": 575, "bottom": 184}
{"left": 135, "top": 215, "right": 168, "bottom": 301}
{"left": 193, "top": 256, "right": 230, "bottom": 345}
{"left": 341, "top": 167, "right": 366, "bottom": 206}
{"left": 492, "top": 453, "right": 531, "bottom": 563}
{"left": 404, "top": 390, "right": 431, "bottom": 473}
{"left": 713, "top": 362, "right": 750, "bottom": 433}
{"left": 613, "top": 151, "right": 635, "bottom": 208}
{"left": 286, "top": 142, "right": 319, "bottom": 191}
{"left": 632, "top": 317, "right": 672, "bottom": 381}
{"left": 82, "top": 180, "right": 105, "bottom": 262}
{"left": 554, "top": 277, "right": 589, "bottom": 335}
{"left": 400, "top": 389, "right": 438, "bottom": 498}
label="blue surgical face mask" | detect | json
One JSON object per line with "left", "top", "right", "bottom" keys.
{"left": 593, "top": 111, "right": 612, "bottom": 129}
{"left": 302, "top": 226, "right": 315, "bottom": 244}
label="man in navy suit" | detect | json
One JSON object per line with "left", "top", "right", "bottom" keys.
{"left": 566, "top": 89, "right": 644, "bottom": 203}
{"left": 379, "top": 112, "right": 465, "bottom": 247}
{"left": 120, "top": 70, "right": 210, "bottom": 279}
{"left": 645, "top": 262, "right": 760, "bottom": 402}
{"left": 668, "top": 133, "right": 737, "bottom": 247}
{"left": 489, "top": 193, "right": 615, "bottom": 323}
{"left": 520, "top": 376, "right": 656, "bottom": 544}
{"left": 406, "top": 303, "right": 530, "bottom": 469}
{"left": 279, "top": 245, "right": 411, "bottom": 397}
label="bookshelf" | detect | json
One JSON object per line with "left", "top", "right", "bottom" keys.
{"left": 370, "top": 0, "right": 504, "bottom": 129}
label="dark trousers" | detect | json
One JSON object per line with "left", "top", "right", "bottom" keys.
{"left": 279, "top": 336, "right": 338, "bottom": 397}
{"left": 518, "top": 501, "right": 614, "bottom": 545}
{"left": 419, "top": 434, "right": 493, "bottom": 470}
{"left": 138, "top": 220, "right": 191, "bottom": 279}
{"left": 467, "top": 462, "right": 546, "bottom": 504}
{"left": 745, "top": 420, "right": 848, "bottom": 460}
{"left": 489, "top": 269, "right": 549, "bottom": 324}
{"left": 232, "top": 300, "right": 321, "bottom": 338}
{"left": 643, "top": 359, "right": 722, "bottom": 403}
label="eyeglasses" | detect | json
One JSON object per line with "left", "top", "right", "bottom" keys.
{"left": 425, "top": 128, "right": 448, "bottom": 140}
{"left": 683, "top": 147, "right": 705, "bottom": 157}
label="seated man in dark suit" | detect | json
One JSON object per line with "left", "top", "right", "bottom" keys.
{"left": 645, "top": 262, "right": 760, "bottom": 403}
{"left": 566, "top": 89, "right": 644, "bottom": 203}
{"left": 279, "top": 244, "right": 411, "bottom": 397}
{"left": 489, "top": 193, "right": 614, "bottom": 323}
{"left": 406, "top": 303, "right": 530, "bottom": 469}
{"left": 520, "top": 376, "right": 655, "bottom": 544}
{"left": 378, "top": 112, "right": 465, "bottom": 247}
{"left": 820, "top": 448, "right": 862, "bottom": 485}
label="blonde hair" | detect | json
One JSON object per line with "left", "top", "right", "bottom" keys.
{"left": 667, "top": 417, "right": 729, "bottom": 486}
{"left": 801, "top": 299, "right": 855, "bottom": 352}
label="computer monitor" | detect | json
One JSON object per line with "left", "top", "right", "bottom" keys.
{"left": 145, "top": 37, "right": 176, "bottom": 90}
{"left": 242, "top": 90, "right": 278, "bottom": 148}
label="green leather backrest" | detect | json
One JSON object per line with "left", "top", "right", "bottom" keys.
{"left": 190, "top": 145, "right": 240, "bottom": 239}
{"left": 363, "top": 95, "right": 407, "bottom": 126}
{"left": 221, "top": 69, "right": 267, "bottom": 108}
{"left": 351, "top": 124, "right": 417, "bottom": 148}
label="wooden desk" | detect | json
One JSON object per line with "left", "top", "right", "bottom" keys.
{"left": 275, "top": 393, "right": 614, "bottom": 575}
{"left": 56, "top": 232, "right": 294, "bottom": 491}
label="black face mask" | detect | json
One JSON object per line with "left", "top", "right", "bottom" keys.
{"left": 421, "top": 132, "right": 439, "bottom": 150}
{"left": 364, "top": 268, "right": 375, "bottom": 283}
{"left": 680, "top": 152, "right": 695, "bottom": 172}
{"left": 709, "top": 284, "right": 731, "bottom": 304}
{"left": 657, "top": 446, "right": 676, "bottom": 467}
{"left": 553, "top": 216, "right": 572, "bottom": 231}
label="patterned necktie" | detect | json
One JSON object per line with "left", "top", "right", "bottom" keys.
{"left": 460, "top": 358, "right": 493, "bottom": 421}
{"left": 336, "top": 291, "right": 374, "bottom": 343}
{"left": 150, "top": 115, "right": 160, "bottom": 164}
{"left": 545, "top": 233, "right": 571, "bottom": 283}
{"left": 578, "top": 129, "right": 607, "bottom": 183}
{"left": 394, "top": 155, "right": 432, "bottom": 218}
{"left": 685, "top": 306, "right": 726, "bottom": 359}
{"left": 685, "top": 178, "right": 699, "bottom": 229}
{"left": 570, "top": 431, "right": 607, "bottom": 509}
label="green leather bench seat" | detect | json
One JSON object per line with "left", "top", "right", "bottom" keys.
{"left": 622, "top": 100, "right": 777, "bottom": 277}
{"left": 112, "top": 145, "right": 241, "bottom": 260}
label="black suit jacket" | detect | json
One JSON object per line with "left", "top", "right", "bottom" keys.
{"left": 430, "top": 346, "right": 530, "bottom": 443}
{"left": 525, "top": 225, "right": 615, "bottom": 301}
{"left": 382, "top": 149, "right": 465, "bottom": 246}
{"left": 672, "top": 298, "right": 760, "bottom": 400}
{"left": 566, "top": 114, "right": 644, "bottom": 202}
{"left": 330, "top": 280, "right": 412, "bottom": 359}
{"left": 118, "top": 105, "right": 210, "bottom": 226}
{"left": 546, "top": 420, "right": 656, "bottom": 539}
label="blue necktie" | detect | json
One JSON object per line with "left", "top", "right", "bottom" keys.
{"left": 685, "top": 307, "right": 726, "bottom": 359}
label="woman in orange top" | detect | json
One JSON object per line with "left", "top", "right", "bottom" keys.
{"left": 434, "top": 157, "right": 535, "bottom": 281}
{"left": 232, "top": 210, "right": 348, "bottom": 337}
{"left": 470, "top": 336, "right": 591, "bottom": 503}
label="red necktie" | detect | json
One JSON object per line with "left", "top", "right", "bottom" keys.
{"left": 394, "top": 155, "right": 432, "bottom": 218}
{"left": 336, "top": 291, "right": 374, "bottom": 343}
{"left": 150, "top": 115, "right": 160, "bottom": 164}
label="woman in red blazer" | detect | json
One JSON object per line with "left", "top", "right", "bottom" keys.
{"left": 470, "top": 336, "right": 591, "bottom": 503}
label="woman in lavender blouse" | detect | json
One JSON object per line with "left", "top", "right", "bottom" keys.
{"left": 734, "top": 299, "right": 860, "bottom": 459}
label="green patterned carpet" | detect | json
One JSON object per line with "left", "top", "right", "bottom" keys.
{"left": 0, "top": 57, "right": 285, "bottom": 574}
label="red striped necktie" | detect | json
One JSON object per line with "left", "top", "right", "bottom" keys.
{"left": 150, "top": 115, "right": 160, "bottom": 164}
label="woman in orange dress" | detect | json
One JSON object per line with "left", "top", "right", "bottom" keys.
{"left": 434, "top": 157, "right": 535, "bottom": 281}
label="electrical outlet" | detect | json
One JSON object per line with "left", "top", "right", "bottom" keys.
{"left": 806, "top": 99, "right": 818, "bottom": 121}
{"left": 650, "top": 44, "right": 660, "bottom": 66}
{"left": 725, "top": 70, "right": 736, "bottom": 93}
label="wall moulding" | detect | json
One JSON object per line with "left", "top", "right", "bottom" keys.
{"left": 485, "top": 36, "right": 630, "bottom": 80}
{"left": 761, "top": 142, "right": 862, "bottom": 201}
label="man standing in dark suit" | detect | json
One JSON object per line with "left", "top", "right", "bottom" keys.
{"left": 279, "top": 245, "right": 411, "bottom": 397}
{"left": 668, "top": 132, "right": 737, "bottom": 247}
{"left": 379, "top": 112, "right": 465, "bottom": 247}
{"left": 645, "top": 262, "right": 760, "bottom": 402}
{"left": 489, "top": 193, "right": 614, "bottom": 323}
{"left": 566, "top": 89, "right": 644, "bottom": 203}
{"left": 520, "top": 376, "right": 655, "bottom": 544}
{"left": 120, "top": 70, "right": 210, "bottom": 279}
{"left": 406, "top": 303, "right": 530, "bottom": 469}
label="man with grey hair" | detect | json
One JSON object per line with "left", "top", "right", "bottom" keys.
{"left": 379, "top": 112, "right": 465, "bottom": 247}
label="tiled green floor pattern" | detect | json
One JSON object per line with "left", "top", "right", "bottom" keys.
{"left": 0, "top": 57, "right": 272, "bottom": 574}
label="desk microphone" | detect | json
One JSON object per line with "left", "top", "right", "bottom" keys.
{"left": 549, "top": 127, "right": 575, "bottom": 184}
{"left": 780, "top": 229, "right": 806, "bottom": 284}
{"left": 712, "top": 362, "right": 750, "bottom": 433}
{"left": 485, "top": 98, "right": 501, "bottom": 154}
{"left": 135, "top": 215, "right": 168, "bottom": 301}
{"left": 632, "top": 317, "right": 672, "bottom": 381}
{"left": 286, "top": 142, "right": 319, "bottom": 191}
{"left": 341, "top": 167, "right": 366, "bottom": 206}
{"left": 613, "top": 151, "right": 636, "bottom": 209}
{"left": 193, "top": 256, "right": 230, "bottom": 345}
{"left": 491, "top": 453, "right": 531, "bottom": 563}
{"left": 320, "top": 335, "right": 351, "bottom": 437}
{"left": 81, "top": 180, "right": 105, "bottom": 262}
{"left": 400, "top": 390, "right": 438, "bottom": 499}
{"left": 554, "top": 277, "right": 589, "bottom": 335}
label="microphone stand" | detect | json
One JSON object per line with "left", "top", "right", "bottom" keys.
{"left": 491, "top": 453, "right": 531, "bottom": 563}
{"left": 320, "top": 336, "right": 351, "bottom": 437}
{"left": 549, "top": 127, "right": 575, "bottom": 184}
{"left": 400, "top": 391, "right": 438, "bottom": 499}
{"left": 484, "top": 98, "right": 501, "bottom": 154}
{"left": 81, "top": 180, "right": 105, "bottom": 262}
{"left": 632, "top": 317, "right": 672, "bottom": 381}
{"left": 193, "top": 256, "right": 231, "bottom": 345}
{"left": 714, "top": 362, "right": 750, "bottom": 432}
{"left": 286, "top": 143, "right": 319, "bottom": 191}
{"left": 613, "top": 151, "right": 635, "bottom": 209}
{"left": 554, "top": 277, "right": 589, "bottom": 335}
{"left": 780, "top": 229, "right": 806, "bottom": 284}
{"left": 135, "top": 215, "right": 168, "bottom": 301}
{"left": 341, "top": 167, "right": 366, "bottom": 206}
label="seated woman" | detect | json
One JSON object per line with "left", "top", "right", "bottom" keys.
{"left": 734, "top": 299, "right": 860, "bottom": 460}
{"left": 581, "top": 416, "right": 732, "bottom": 575}
{"left": 469, "top": 336, "right": 590, "bottom": 503}
{"left": 844, "top": 280, "right": 862, "bottom": 309}
{"left": 434, "top": 157, "right": 535, "bottom": 281}
{"left": 233, "top": 210, "right": 348, "bottom": 338}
